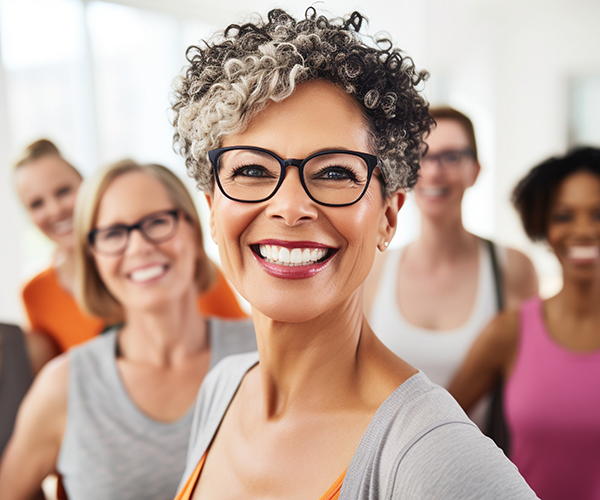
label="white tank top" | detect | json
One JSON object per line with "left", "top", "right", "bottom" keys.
{"left": 369, "top": 240, "right": 504, "bottom": 427}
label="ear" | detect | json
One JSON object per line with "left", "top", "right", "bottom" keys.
{"left": 377, "top": 190, "right": 405, "bottom": 251}
{"left": 205, "top": 193, "right": 217, "bottom": 245}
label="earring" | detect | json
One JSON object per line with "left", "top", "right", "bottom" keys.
{"left": 384, "top": 241, "right": 389, "bottom": 247}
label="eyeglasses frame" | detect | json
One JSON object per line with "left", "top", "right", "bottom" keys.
{"left": 88, "top": 209, "right": 182, "bottom": 256}
{"left": 208, "top": 146, "right": 381, "bottom": 207}
{"left": 421, "top": 148, "right": 476, "bottom": 169}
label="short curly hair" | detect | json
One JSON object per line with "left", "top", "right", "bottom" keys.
{"left": 172, "top": 8, "right": 433, "bottom": 196}
{"left": 512, "top": 146, "right": 600, "bottom": 241}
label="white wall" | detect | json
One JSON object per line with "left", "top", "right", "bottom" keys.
{"left": 1, "top": 0, "right": 599, "bottom": 324}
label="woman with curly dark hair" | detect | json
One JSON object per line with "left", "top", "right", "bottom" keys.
{"left": 172, "top": 8, "right": 537, "bottom": 499}
{"left": 450, "top": 147, "right": 600, "bottom": 500}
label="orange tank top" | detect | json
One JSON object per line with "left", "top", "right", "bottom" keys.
{"left": 23, "top": 266, "right": 247, "bottom": 352}
{"left": 174, "top": 454, "right": 345, "bottom": 500}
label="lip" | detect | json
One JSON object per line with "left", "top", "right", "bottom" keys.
{"left": 250, "top": 240, "right": 338, "bottom": 279}
{"left": 252, "top": 239, "right": 334, "bottom": 249}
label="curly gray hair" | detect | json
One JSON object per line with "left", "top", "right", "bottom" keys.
{"left": 172, "top": 8, "right": 433, "bottom": 196}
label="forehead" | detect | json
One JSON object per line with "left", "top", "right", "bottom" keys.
{"left": 16, "top": 156, "right": 80, "bottom": 195}
{"left": 95, "top": 171, "right": 173, "bottom": 226}
{"left": 221, "top": 80, "right": 371, "bottom": 157}
{"left": 553, "top": 170, "right": 600, "bottom": 206}
{"left": 426, "top": 119, "right": 471, "bottom": 152}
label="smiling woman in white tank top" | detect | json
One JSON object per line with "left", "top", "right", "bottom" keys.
{"left": 365, "top": 107, "right": 538, "bottom": 429}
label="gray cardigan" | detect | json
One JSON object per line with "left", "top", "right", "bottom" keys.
{"left": 180, "top": 352, "right": 539, "bottom": 499}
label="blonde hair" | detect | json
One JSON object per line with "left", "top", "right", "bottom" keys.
{"left": 74, "top": 160, "right": 216, "bottom": 323}
{"left": 14, "top": 138, "right": 82, "bottom": 179}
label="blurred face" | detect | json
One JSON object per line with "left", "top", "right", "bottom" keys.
{"left": 207, "top": 80, "right": 402, "bottom": 322}
{"left": 415, "top": 118, "right": 479, "bottom": 218}
{"left": 92, "top": 171, "right": 199, "bottom": 313}
{"left": 15, "top": 155, "right": 82, "bottom": 249}
{"left": 546, "top": 170, "right": 600, "bottom": 281}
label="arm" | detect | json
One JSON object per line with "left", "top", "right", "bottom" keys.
{"left": 448, "top": 310, "right": 519, "bottom": 412}
{"left": 0, "top": 355, "right": 68, "bottom": 499}
{"left": 24, "top": 331, "right": 59, "bottom": 375}
{"left": 504, "top": 248, "right": 538, "bottom": 310}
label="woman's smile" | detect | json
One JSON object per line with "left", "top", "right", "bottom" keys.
{"left": 251, "top": 240, "right": 338, "bottom": 279}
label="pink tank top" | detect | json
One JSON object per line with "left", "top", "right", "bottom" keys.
{"left": 505, "top": 297, "right": 600, "bottom": 500}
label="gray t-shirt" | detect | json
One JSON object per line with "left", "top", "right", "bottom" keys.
{"left": 57, "top": 318, "right": 256, "bottom": 500}
{"left": 180, "top": 352, "right": 539, "bottom": 499}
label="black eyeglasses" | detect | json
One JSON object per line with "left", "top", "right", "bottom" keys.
{"left": 421, "top": 148, "right": 475, "bottom": 170}
{"left": 208, "top": 146, "right": 381, "bottom": 207}
{"left": 88, "top": 209, "right": 181, "bottom": 256}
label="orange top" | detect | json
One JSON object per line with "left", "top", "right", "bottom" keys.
{"left": 22, "top": 266, "right": 247, "bottom": 352}
{"left": 174, "top": 454, "right": 345, "bottom": 500}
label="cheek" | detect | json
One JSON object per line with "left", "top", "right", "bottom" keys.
{"left": 93, "top": 256, "right": 120, "bottom": 293}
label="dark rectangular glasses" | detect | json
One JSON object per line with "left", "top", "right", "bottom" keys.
{"left": 208, "top": 146, "right": 380, "bottom": 207}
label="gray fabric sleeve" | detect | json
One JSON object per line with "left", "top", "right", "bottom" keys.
{"left": 391, "top": 422, "right": 538, "bottom": 499}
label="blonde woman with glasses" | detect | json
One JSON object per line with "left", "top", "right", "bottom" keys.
{"left": 0, "top": 161, "right": 255, "bottom": 500}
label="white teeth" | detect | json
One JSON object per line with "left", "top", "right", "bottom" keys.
{"left": 129, "top": 265, "right": 166, "bottom": 282}
{"left": 53, "top": 217, "right": 73, "bottom": 235}
{"left": 568, "top": 246, "right": 600, "bottom": 260}
{"left": 258, "top": 244, "right": 330, "bottom": 266}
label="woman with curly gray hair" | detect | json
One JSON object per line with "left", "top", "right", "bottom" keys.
{"left": 172, "top": 8, "right": 537, "bottom": 499}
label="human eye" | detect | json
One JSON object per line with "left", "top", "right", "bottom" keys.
{"left": 440, "top": 151, "right": 461, "bottom": 165}
{"left": 230, "top": 164, "right": 276, "bottom": 179}
{"left": 551, "top": 211, "right": 573, "bottom": 223}
{"left": 312, "top": 165, "right": 358, "bottom": 182}
{"left": 56, "top": 186, "right": 72, "bottom": 197}
{"left": 307, "top": 154, "right": 366, "bottom": 185}
{"left": 146, "top": 213, "right": 171, "bottom": 227}
{"left": 98, "top": 226, "right": 126, "bottom": 242}
{"left": 30, "top": 198, "right": 44, "bottom": 210}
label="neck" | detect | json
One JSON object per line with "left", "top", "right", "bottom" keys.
{"left": 118, "top": 287, "right": 207, "bottom": 366}
{"left": 53, "top": 247, "right": 76, "bottom": 294}
{"left": 252, "top": 290, "right": 371, "bottom": 418}
{"left": 553, "top": 274, "right": 600, "bottom": 316}
{"left": 414, "top": 210, "right": 476, "bottom": 261}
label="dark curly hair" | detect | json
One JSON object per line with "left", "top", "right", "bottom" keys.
{"left": 171, "top": 8, "right": 433, "bottom": 195}
{"left": 512, "top": 146, "right": 600, "bottom": 241}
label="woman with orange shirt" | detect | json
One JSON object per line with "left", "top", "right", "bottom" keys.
{"left": 14, "top": 140, "right": 246, "bottom": 352}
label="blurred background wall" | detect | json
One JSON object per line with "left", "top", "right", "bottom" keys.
{"left": 1, "top": 0, "right": 599, "bottom": 324}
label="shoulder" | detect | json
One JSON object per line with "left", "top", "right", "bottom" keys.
{"left": 22, "top": 267, "right": 56, "bottom": 297}
{"left": 390, "top": 421, "right": 537, "bottom": 498}
{"left": 357, "top": 374, "right": 536, "bottom": 498}
{"left": 502, "top": 247, "right": 539, "bottom": 308}
{"left": 16, "top": 353, "right": 70, "bottom": 432}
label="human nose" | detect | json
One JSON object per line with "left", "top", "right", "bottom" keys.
{"left": 264, "top": 167, "right": 318, "bottom": 226}
{"left": 124, "top": 227, "right": 155, "bottom": 255}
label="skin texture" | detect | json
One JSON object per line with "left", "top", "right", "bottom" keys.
{"left": 191, "top": 80, "right": 415, "bottom": 500}
{"left": 365, "top": 118, "right": 538, "bottom": 328}
{"left": 449, "top": 171, "right": 600, "bottom": 411}
{"left": 0, "top": 173, "right": 210, "bottom": 499}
